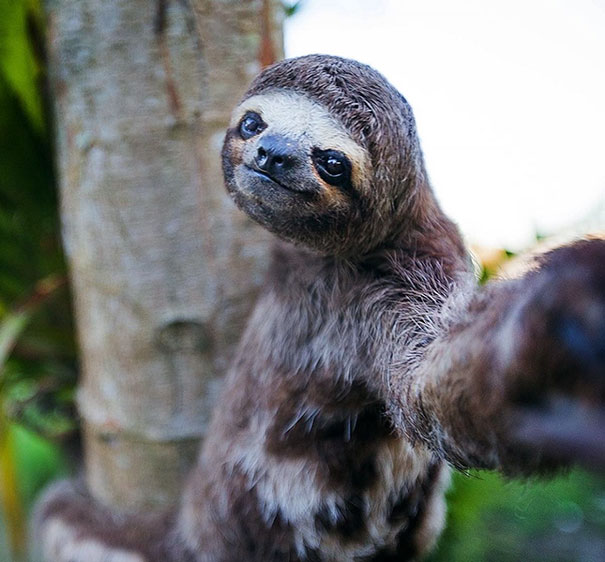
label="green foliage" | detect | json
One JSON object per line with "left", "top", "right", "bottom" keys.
{"left": 0, "top": 0, "right": 45, "bottom": 133}
{"left": 0, "top": 423, "right": 67, "bottom": 560}
{"left": 0, "top": 0, "right": 76, "bottom": 441}
{"left": 0, "top": 423, "right": 25, "bottom": 560}
{"left": 282, "top": 0, "right": 304, "bottom": 18}
{"left": 0, "top": 0, "right": 74, "bottom": 558}
{"left": 12, "top": 422, "right": 66, "bottom": 507}
{"left": 474, "top": 247, "right": 517, "bottom": 284}
{"left": 428, "top": 470, "right": 605, "bottom": 562}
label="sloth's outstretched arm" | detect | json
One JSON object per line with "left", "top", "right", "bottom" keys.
{"left": 388, "top": 238, "right": 605, "bottom": 475}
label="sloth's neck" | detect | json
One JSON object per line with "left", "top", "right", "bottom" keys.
{"left": 271, "top": 214, "right": 467, "bottom": 286}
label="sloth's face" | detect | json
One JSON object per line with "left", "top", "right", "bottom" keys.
{"left": 222, "top": 90, "right": 372, "bottom": 255}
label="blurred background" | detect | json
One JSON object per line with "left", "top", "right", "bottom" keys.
{"left": 0, "top": 0, "right": 603, "bottom": 560}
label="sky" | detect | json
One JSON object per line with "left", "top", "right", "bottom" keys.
{"left": 284, "top": 0, "right": 605, "bottom": 249}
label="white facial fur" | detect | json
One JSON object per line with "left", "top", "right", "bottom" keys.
{"left": 231, "top": 90, "right": 371, "bottom": 189}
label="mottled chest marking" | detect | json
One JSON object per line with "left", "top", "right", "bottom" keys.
{"left": 265, "top": 377, "right": 394, "bottom": 492}
{"left": 371, "top": 461, "right": 443, "bottom": 561}
{"left": 314, "top": 493, "right": 367, "bottom": 540}
{"left": 312, "top": 460, "right": 443, "bottom": 558}
{"left": 258, "top": 373, "right": 444, "bottom": 560}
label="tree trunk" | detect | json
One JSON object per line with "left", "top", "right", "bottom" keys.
{"left": 44, "top": 0, "right": 282, "bottom": 511}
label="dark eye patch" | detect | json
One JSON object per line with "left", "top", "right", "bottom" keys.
{"left": 239, "top": 112, "right": 266, "bottom": 140}
{"left": 312, "top": 148, "right": 353, "bottom": 189}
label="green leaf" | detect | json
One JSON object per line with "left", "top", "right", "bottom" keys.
{"left": 0, "top": 275, "right": 68, "bottom": 382}
{"left": 0, "top": 311, "right": 30, "bottom": 373}
{"left": 0, "top": 0, "right": 45, "bottom": 132}
{"left": 283, "top": 0, "right": 304, "bottom": 18}
{"left": 0, "top": 423, "right": 26, "bottom": 561}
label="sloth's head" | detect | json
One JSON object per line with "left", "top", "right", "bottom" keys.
{"left": 222, "top": 55, "right": 435, "bottom": 256}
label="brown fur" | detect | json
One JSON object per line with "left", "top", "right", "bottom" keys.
{"left": 34, "top": 55, "right": 605, "bottom": 562}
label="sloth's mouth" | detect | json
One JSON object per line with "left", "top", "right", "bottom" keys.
{"left": 244, "top": 165, "right": 293, "bottom": 192}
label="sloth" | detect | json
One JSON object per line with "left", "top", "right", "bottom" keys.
{"left": 35, "top": 55, "right": 605, "bottom": 562}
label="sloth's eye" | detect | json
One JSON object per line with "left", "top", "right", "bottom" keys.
{"left": 324, "top": 156, "right": 345, "bottom": 176}
{"left": 239, "top": 112, "right": 266, "bottom": 139}
{"left": 312, "top": 149, "right": 352, "bottom": 187}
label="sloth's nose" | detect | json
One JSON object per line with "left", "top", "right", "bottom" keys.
{"left": 255, "top": 135, "right": 298, "bottom": 176}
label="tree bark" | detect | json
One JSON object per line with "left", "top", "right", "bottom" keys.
{"left": 44, "top": 0, "right": 282, "bottom": 511}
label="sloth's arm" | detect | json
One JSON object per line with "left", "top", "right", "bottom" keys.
{"left": 389, "top": 238, "right": 605, "bottom": 474}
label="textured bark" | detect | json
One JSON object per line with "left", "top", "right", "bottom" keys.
{"left": 44, "top": 0, "right": 282, "bottom": 510}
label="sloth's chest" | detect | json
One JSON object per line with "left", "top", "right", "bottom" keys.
{"left": 245, "top": 400, "right": 444, "bottom": 561}
{"left": 307, "top": 439, "right": 443, "bottom": 561}
{"left": 245, "top": 441, "right": 441, "bottom": 562}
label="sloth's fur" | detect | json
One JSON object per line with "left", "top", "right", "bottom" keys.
{"left": 35, "top": 55, "right": 605, "bottom": 562}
